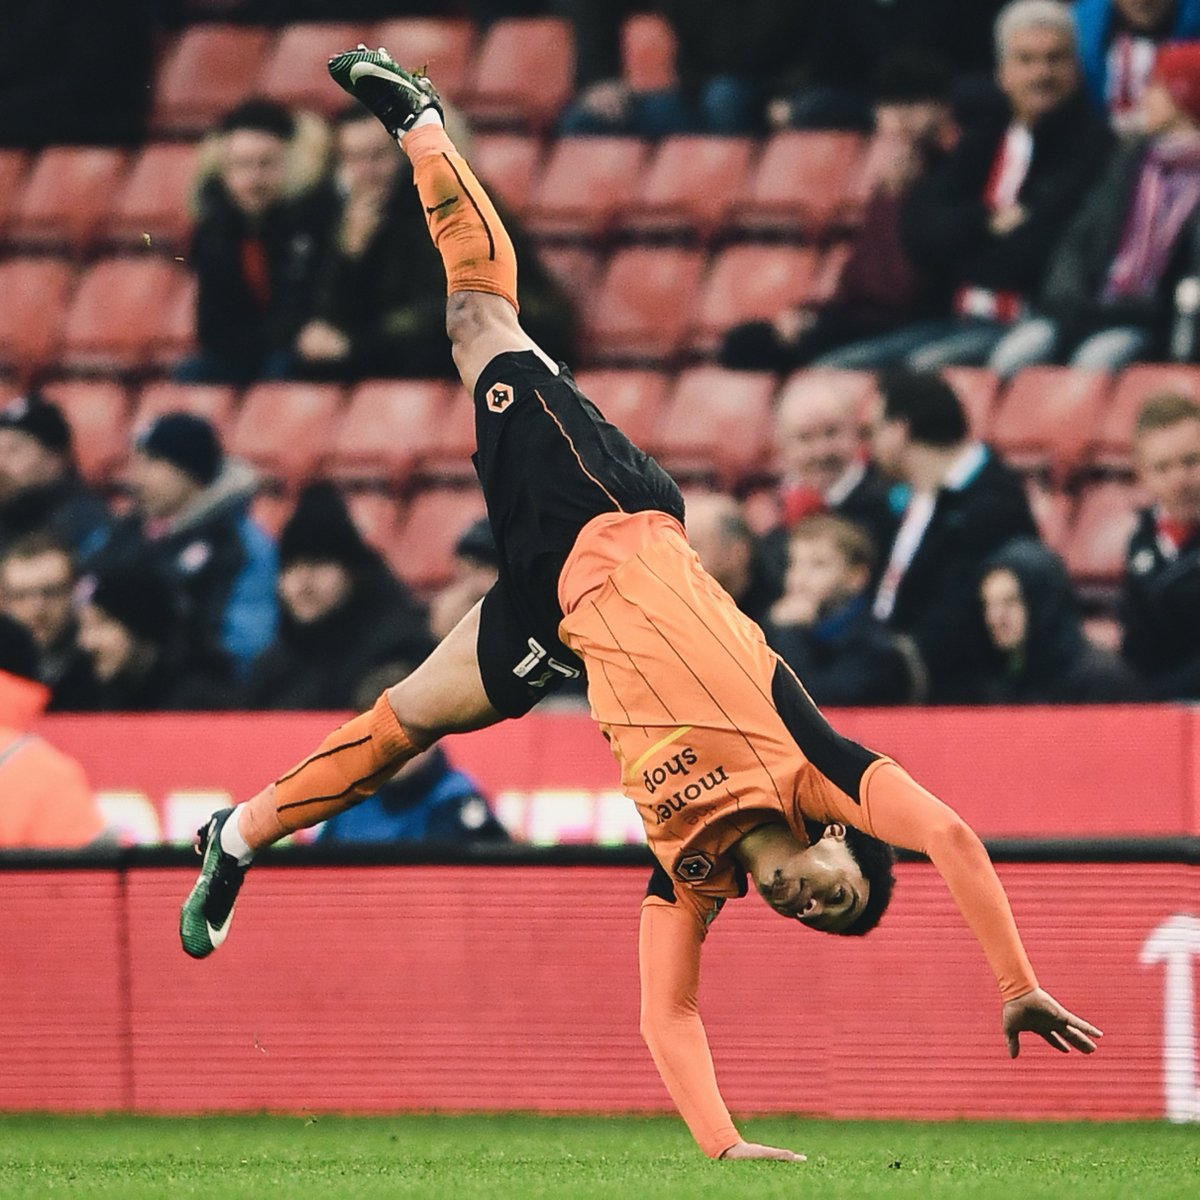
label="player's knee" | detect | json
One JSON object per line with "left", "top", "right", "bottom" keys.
{"left": 446, "top": 291, "right": 520, "bottom": 351}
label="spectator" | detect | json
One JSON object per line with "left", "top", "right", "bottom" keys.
{"left": 245, "top": 482, "right": 434, "bottom": 710}
{"left": 764, "top": 514, "right": 917, "bottom": 707}
{"left": 991, "top": 42, "right": 1200, "bottom": 376}
{"left": 683, "top": 493, "right": 779, "bottom": 625}
{"left": 971, "top": 538, "right": 1145, "bottom": 703}
{"left": 429, "top": 517, "right": 499, "bottom": 643}
{"left": 760, "top": 374, "right": 901, "bottom": 590}
{"left": 869, "top": 369, "right": 1038, "bottom": 701}
{"left": 721, "top": 52, "right": 957, "bottom": 372}
{"left": 821, "top": 0, "right": 1113, "bottom": 370}
{"left": 1121, "top": 392, "right": 1200, "bottom": 698}
{"left": 1075, "top": 0, "right": 1200, "bottom": 128}
{"left": 86, "top": 413, "right": 278, "bottom": 678}
{"left": 298, "top": 105, "right": 575, "bottom": 379}
{"left": 0, "top": 613, "right": 105, "bottom": 849}
{"left": 0, "top": 535, "right": 96, "bottom": 711}
{"left": 0, "top": 393, "right": 111, "bottom": 562}
{"left": 176, "top": 100, "right": 335, "bottom": 384}
{"left": 75, "top": 568, "right": 234, "bottom": 712}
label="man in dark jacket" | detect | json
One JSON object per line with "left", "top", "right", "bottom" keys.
{"left": 991, "top": 41, "right": 1200, "bottom": 376}
{"left": 820, "top": 0, "right": 1113, "bottom": 370}
{"left": 764, "top": 513, "right": 916, "bottom": 707}
{"left": 176, "top": 100, "right": 334, "bottom": 385}
{"left": 870, "top": 370, "right": 1039, "bottom": 701}
{"left": 1121, "top": 392, "right": 1200, "bottom": 699}
{"left": 245, "top": 482, "right": 434, "bottom": 710}
{"left": 85, "top": 413, "right": 278, "bottom": 678}
{"left": 0, "top": 393, "right": 111, "bottom": 562}
{"left": 972, "top": 538, "right": 1144, "bottom": 704}
{"left": 297, "top": 107, "right": 575, "bottom": 380}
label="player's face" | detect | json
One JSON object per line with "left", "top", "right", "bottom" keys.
{"left": 758, "top": 824, "right": 868, "bottom": 933}
{"left": 1136, "top": 417, "right": 1200, "bottom": 522}
{"left": 981, "top": 567, "right": 1027, "bottom": 653}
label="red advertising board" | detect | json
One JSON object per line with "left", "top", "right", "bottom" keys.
{"left": 1, "top": 860, "right": 1197, "bottom": 1122}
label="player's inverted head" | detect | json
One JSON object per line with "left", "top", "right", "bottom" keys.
{"left": 745, "top": 821, "right": 896, "bottom": 936}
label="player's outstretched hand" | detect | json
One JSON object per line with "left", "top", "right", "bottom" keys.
{"left": 720, "top": 1140, "right": 806, "bottom": 1162}
{"left": 1002, "top": 987, "right": 1103, "bottom": 1058}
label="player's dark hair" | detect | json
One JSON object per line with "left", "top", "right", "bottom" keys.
{"left": 836, "top": 827, "right": 897, "bottom": 937}
{"left": 877, "top": 369, "right": 968, "bottom": 447}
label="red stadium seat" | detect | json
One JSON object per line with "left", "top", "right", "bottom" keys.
{"left": 0, "top": 150, "right": 29, "bottom": 237}
{"left": 343, "top": 488, "right": 405, "bottom": 553}
{"left": 326, "top": 379, "right": 452, "bottom": 487}
{"left": 384, "top": 486, "right": 488, "bottom": 591}
{"left": 525, "top": 138, "right": 647, "bottom": 240}
{"left": 152, "top": 25, "right": 277, "bottom": 136}
{"left": 470, "top": 134, "right": 542, "bottom": 217}
{"left": 1091, "top": 364, "right": 1200, "bottom": 472}
{"left": 0, "top": 258, "right": 75, "bottom": 381}
{"left": 229, "top": 382, "right": 344, "bottom": 487}
{"left": 584, "top": 247, "right": 705, "bottom": 363}
{"left": 104, "top": 142, "right": 199, "bottom": 251}
{"left": 9, "top": 147, "right": 129, "bottom": 253}
{"left": 59, "top": 257, "right": 193, "bottom": 373}
{"left": 571, "top": 369, "right": 670, "bottom": 453}
{"left": 371, "top": 19, "right": 475, "bottom": 100}
{"left": 132, "top": 382, "right": 237, "bottom": 440}
{"left": 1062, "top": 481, "right": 1143, "bottom": 587}
{"left": 423, "top": 391, "right": 479, "bottom": 482}
{"left": 155, "top": 275, "right": 198, "bottom": 364}
{"left": 656, "top": 367, "right": 776, "bottom": 486}
{"left": 537, "top": 246, "right": 603, "bottom": 316}
{"left": 941, "top": 367, "right": 1000, "bottom": 439}
{"left": 690, "top": 245, "right": 820, "bottom": 353}
{"left": 622, "top": 13, "right": 677, "bottom": 91}
{"left": 1025, "top": 483, "right": 1072, "bottom": 555}
{"left": 990, "top": 367, "right": 1110, "bottom": 480}
{"left": 622, "top": 137, "right": 756, "bottom": 242}
{"left": 257, "top": 24, "right": 363, "bottom": 116}
{"left": 732, "top": 131, "right": 866, "bottom": 239}
{"left": 41, "top": 380, "right": 130, "bottom": 484}
{"left": 461, "top": 18, "right": 575, "bottom": 131}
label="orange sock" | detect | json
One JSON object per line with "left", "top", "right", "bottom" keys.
{"left": 403, "top": 123, "right": 518, "bottom": 309}
{"left": 237, "top": 693, "right": 421, "bottom": 850}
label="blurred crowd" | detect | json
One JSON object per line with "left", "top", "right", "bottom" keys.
{"left": 4, "top": 2, "right": 1200, "bottom": 847}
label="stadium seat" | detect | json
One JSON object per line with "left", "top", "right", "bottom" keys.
{"left": 989, "top": 367, "right": 1109, "bottom": 480}
{"left": 537, "top": 246, "right": 603, "bottom": 316}
{"left": 104, "top": 142, "right": 199, "bottom": 252}
{"left": 1090, "top": 364, "right": 1200, "bottom": 473}
{"left": 257, "top": 24, "right": 363, "bottom": 116}
{"left": 807, "top": 241, "right": 853, "bottom": 306}
{"left": 525, "top": 138, "right": 647, "bottom": 240}
{"left": 461, "top": 17, "right": 575, "bottom": 131}
{"left": 470, "top": 134, "right": 542, "bottom": 217}
{"left": 152, "top": 25, "right": 277, "bottom": 136}
{"left": 621, "top": 136, "right": 756, "bottom": 242}
{"left": 732, "top": 131, "right": 866, "bottom": 239}
{"left": 422, "top": 391, "right": 479, "bottom": 482}
{"left": 941, "top": 367, "right": 1000, "bottom": 439}
{"left": 622, "top": 13, "right": 677, "bottom": 91}
{"left": 326, "top": 379, "right": 452, "bottom": 487}
{"left": 571, "top": 369, "right": 670, "bottom": 453}
{"left": 58, "top": 257, "right": 193, "bottom": 373}
{"left": 384, "top": 486, "right": 488, "bottom": 591}
{"left": 690, "top": 245, "right": 820, "bottom": 353}
{"left": 584, "top": 247, "right": 705, "bottom": 363}
{"left": 229, "top": 382, "right": 344, "bottom": 487}
{"left": 343, "top": 488, "right": 405, "bottom": 553}
{"left": 41, "top": 381, "right": 130, "bottom": 484}
{"left": 371, "top": 18, "right": 475, "bottom": 100}
{"left": 132, "top": 382, "right": 238, "bottom": 439}
{"left": 1062, "top": 481, "right": 1143, "bottom": 587}
{"left": 9, "top": 147, "right": 129, "bottom": 253}
{"left": 656, "top": 367, "right": 776, "bottom": 486}
{"left": 0, "top": 258, "right": 75, "bottom": 381}
{"left": 1025, "top": 483, "right": 1072, "bottom": 555}
{"left": 0, "top": 150, "right": 29, "bottom": 237}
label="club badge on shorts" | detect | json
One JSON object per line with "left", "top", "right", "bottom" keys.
{"left": 487, "top": 382, "right": 515, "bottom": 413}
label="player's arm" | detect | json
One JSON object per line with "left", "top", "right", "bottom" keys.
{"left": 638, "top": 890, "right": 804, "bottom": 1161}
{"left": 822, "top": 761, "right": 1101, "bottom": 1055}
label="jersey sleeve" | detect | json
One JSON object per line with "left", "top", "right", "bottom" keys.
{"left": 638, "top": 888, "right": 741, "bottom": 1159}
{"left": 817, "top": 758, "right": 1038, "bottom": 1002}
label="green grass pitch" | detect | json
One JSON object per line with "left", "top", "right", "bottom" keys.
{"left": 0, "top": 1114, "right": 1196, "bottom": 1199}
